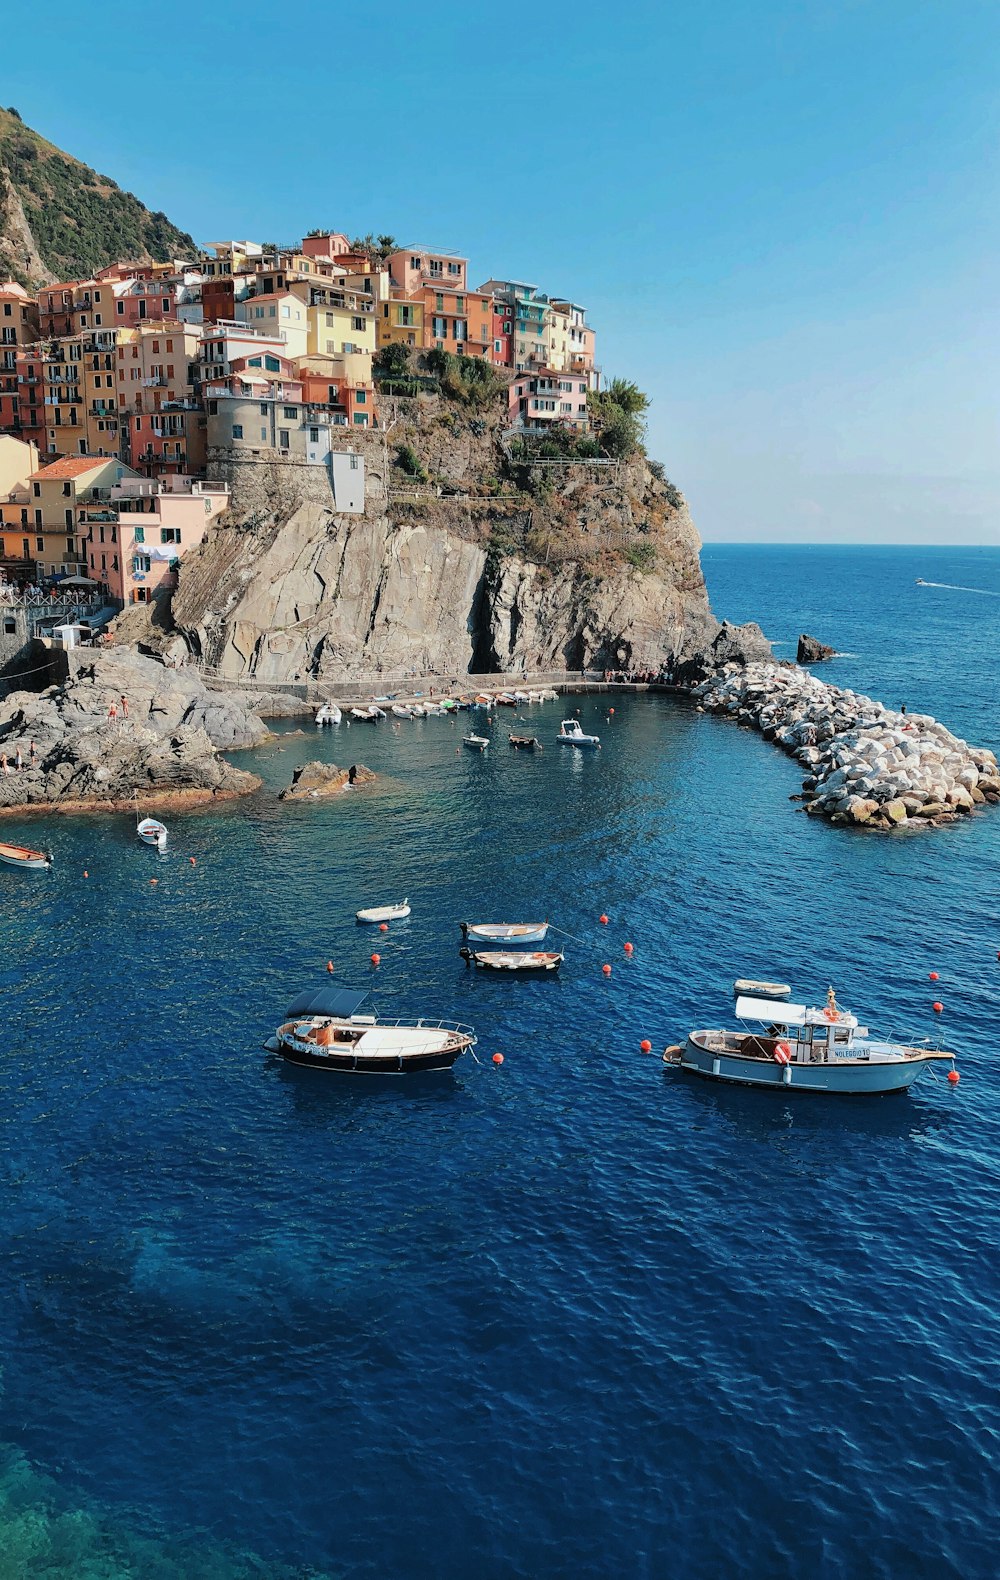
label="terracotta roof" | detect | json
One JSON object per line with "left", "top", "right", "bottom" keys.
{"left": 28, "top": 456, "right": 109, "bottom": 481}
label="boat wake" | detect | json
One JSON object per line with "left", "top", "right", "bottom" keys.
{"left": 916, "top": 580, "right": 1000, "bottom": 597}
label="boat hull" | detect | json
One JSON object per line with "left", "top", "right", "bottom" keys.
{"left": 0, "top": 844, "right": 50, "bottom": 870}
{"left": 461, "top": 923, "right": 549, "bottom": 945}
{"left": 462, "top": 948, "right": 562, "bottom": 972}
{"left": 673, "top": 1034, "right": 940, "bottom": 1094}
{"left": 275, "top": 1040, "right": 464, "bottom": 1074}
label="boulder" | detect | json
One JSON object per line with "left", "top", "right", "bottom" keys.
{"left": 279, "top": 761, "right": 376, "bottom": 802}
{"left": 883, "top": 799, "right": 909, "bottom": 824}
{"left": 796, "top": 633, "right": 837, "bottom": 663}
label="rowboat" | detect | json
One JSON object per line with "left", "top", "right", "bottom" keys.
{"left": 460, "top": 921, "right": 549, "bottom": 945}
{"left": 557, "top": 719, "right": 600, "bottom": 748}
{"left": 0, "top": 840, "right": 52, "bottom": 870}
{"left": 496, "top": 693, "right": 517, "bottom": 706}
{"left": 137, "top": 817, "right": 167, "bottom": 850}
{"left": 460, "top": 948, "right": 563, "bottom": 973}
{"left": 264, "top": 984, "right": 475, "bottom": 1075}
{"left": 663, "top": 987, "right": 958, "bottom": 1094}
{"left": 350, "top": 707, "right": 381, "bottom": 722}
{"left": 733, "top": 978, "right": 791, "bottom": 999}
{"left": 391, "top": 704, "right": 414, "bottom": 719}
{"left": 509, "top": 734, "right": 541, "bottom": 750}
{"left": 356, "top": 898, "right": 410, "bottom": 923}
{"left": 464, "top": 734, "right": 489, "bottom": 750}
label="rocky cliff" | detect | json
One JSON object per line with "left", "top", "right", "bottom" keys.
{"left": 163, "top": 395, "right": 763, "bottom": 683}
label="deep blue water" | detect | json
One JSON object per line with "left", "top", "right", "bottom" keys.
{"left": 2, "top": 545, "right": 999, "bottom": 1577}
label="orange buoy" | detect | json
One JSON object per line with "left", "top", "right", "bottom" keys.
{"left": 190, "top": 857, "right": 197, "bottom": 866}
{"left": 602, "top": 963, "right": 612, "bottom": 976}
{"left": 947, "top": 1069, "right": 960, "bottom": 1084}
{"left": 492, "top": 1052, "right": 504, "bottom": 1066}
{"left": 371, "top": 953, "right": 381, "bottom": 965}
{"left": 599, "top": 914, "right": 609, "bottom": 925}
{"left": 640, "top": 1039, "right": 652, "bottom": 1053}
{"left": 929, "top": 971, "right": 939, "bottom": 981}
{"left": 624, "top": 942, "right": 634, "bottom": 955}
{"left": 932, "top": 1001, "right": 943, "bottom": 1013}
{"left": 326, "top": 960, "right": 334, "bottom": 973}
{"left": 150, "top": 878, "right": 158, "bottom": 886}
{"left": 609, "top": 708, "right": 615, "bottom": 715}
{"left": 379, "top": 922, "right": 388, "bottom": 933}
{"left": 83, "top": 870, "right": 89, "bottom": 878}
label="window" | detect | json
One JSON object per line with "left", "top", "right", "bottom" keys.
{"left": 32, "top": 482, "right": 40, "bottom": 497}
{"left": 207, "top": 400, "right": 218, "bottom": 416}
{"left": 35, "top": 536, "right": 43, "bottom": 552}
{"left": 65, "top": 509, "right": 73, "bottom": 528}
{"left": 232, "top": 424, "right": 243, "bottom": 439}
{"left": 409, "top": 256, "right": 420, "bottom": 269}
{"left": 133, "top": 554, "right": 151, "bottom": 573}
{"left": 134, "top": 526, "right": 145, "bottom": 543}
{"left": 355, "top": 391, "right": 366, "bottom": 404}
{"left": 351, "top": 317, "right": 365, "bottom": 332}
{"left": 349, "top": 453, "right": 358, "bottom": 470}
{"left": 447, "top": 262, "right": 461, "bottom": 276}
{"left": 278, "top": 429, "right": 290, "bottom": 449}
{"left": 309, "top": 427, "right": 319, "bottom": 444}
{"left": 261, "top": 427, "right": 268, "bottom": 441}
{"left": 62, "top": 481, "right": 71, "bottom": 496}
{"left": 160, "top": 528, "right": 181, "bottom": 544}
{"left": 283, "top": 406, "right": 298, "bottom": 419}
{"left": 435, "top": 294, "right": 444, "bottom": 311}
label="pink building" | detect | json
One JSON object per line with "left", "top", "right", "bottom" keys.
{"left": 509, "top": 369, "right": 590, "bottom": 431}
{"left": 300, "top": 232, "right": 352, "bottom": 261}
{"left": 387, "top": 248, "right": 467, "bottom": 298}
{"left": 85, "top": 476, "right": 229, "bottom": 605}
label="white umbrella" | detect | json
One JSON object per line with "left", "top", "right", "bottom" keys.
{"left": 60, "top": 575, "right": 98, "bottom": 588}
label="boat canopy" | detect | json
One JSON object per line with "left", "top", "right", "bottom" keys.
{"left": 735, "top": 995, "right": 859, "bottom": 1030}
{"left": 285, "top": 985, "right": 371, "bottom": 1019}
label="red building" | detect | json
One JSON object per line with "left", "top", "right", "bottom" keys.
{"left": 491, "top": 302, "right": 513, "bottom": 367}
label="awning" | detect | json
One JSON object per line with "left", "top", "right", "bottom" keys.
{"left": 736, "top": 996, "right": 808, "bottom": 1025}
{"left": 284, "top": 985, "right": 371, "bottom": 1019}
{"left": 60, "top": 575, "right": 98, "bottom": 588}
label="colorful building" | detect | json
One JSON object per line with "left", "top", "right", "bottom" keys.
{"left": 23, "top": 454, "right": 141, "bottom": 580}
{"left": 42, "top": 337, "right": 86, "bottom": 456}
{"left": 81, "top": 328, "right": 122, "bottom": 459}
{"left": 237, "top": 291, "right": 310, "bottom": 359}
{"left": 1, "top": 283, "right": 40, "bottom": 429}
{"left": 86, "top": 475, "right": 229, "bottom": 605}
{"left": 508, "top": 371, "right": 590, "bottom": 432}
{"left": 420, "top": 285, "right": 492, "bottom": 358}
{"left": 387, "top": 248, "right": 467, "bottom": 297}
{"left": 15, "top": 346, "right": 45, "bottom": 449}
{"left": 377, "top": 295, "right": 424, "bottom": 352}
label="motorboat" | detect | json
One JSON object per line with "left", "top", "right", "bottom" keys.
{"left": 391, "top": 704, "right": 414, "bottom": 719}
{"left": 557, "top": 719, "right": 600, "bottom": 747}
{"left": 512, "top": 690, "right": 530, "bottom": 704}
{"left": 0, "top": 840, "right": 52, "bottom": 870}
{"left": 137, "top": 817, "right": 167, "bottom": 850}
{"left": 264, "top": 984, "right": 475, "bottom": 1074}
{"left": 509, "top": 734, "right": 541, "bottom": 750}
{"left": 496, "top": 692, "right": 517, "bottom": 706}
{"left": 733, "top": 978, "right": 791, "bottom": 1000}
{"left": 663, "top": 988, "right": 958, "bottom": 1094}
{"left": 460, "top": 948, "right": 563, "bottom": 973}
{"left": 423, "top": 702, "right": 445, "bottom": 716}
{"left": 460, "top": 921, "right": 549, "bottom": 946}
{"left": 411, "top": 703, "right": 427, "bottom": 717}
{"left": 464, "top": 734, "right": 489, "bottom": 750}
{"left": 314, "top": 702, "right": 342, "bottom": 726}
{"left": 356, "top": 898, "right": 410, "bottom": 923}
{"left": 350, "top": 706, "right": 381, "bottom": 723}
{"left": 473, "top": 694, "right": 493, "bottom": 707}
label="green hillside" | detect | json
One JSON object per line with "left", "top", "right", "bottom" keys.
{"left": 0, "top": 107, "right": 194, "bottom": 287}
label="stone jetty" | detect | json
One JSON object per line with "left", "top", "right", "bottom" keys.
{"left": 694, "top": 662, "right": 1000, "bottom": 830}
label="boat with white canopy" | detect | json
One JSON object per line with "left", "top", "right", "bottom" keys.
{"left": 663, "top": 988, "right": 958, "bottom": 1094}
{"left": 263, "top": 984, "right": 475, "bottom": 1074}
{"left": 557, "top": 719, "right": 600, "bottom": 748}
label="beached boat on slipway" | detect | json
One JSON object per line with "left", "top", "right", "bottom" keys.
{"left": 263, "top": 985, "right": 475, "bottom": 1075}
{"left": 663, "top": 989, "right": 958, "bottom": 1094}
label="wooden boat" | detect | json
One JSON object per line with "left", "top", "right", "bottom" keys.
{"left": 460, "top": 948, "right": 563, "bottom": 973}
{"left": 496, "top": 692, "right": 517, "bottom": 706}
{"left": 509, "top": 733, "right": 541, "bottom": 750}
{"left": 557, "top": 719, "right": 600, "bottom": 748}
{"left": 0, "top": 840, "right": 52, "bottom": 870}
{"left": 137, "top": 817, "right": 167, "bottom": 850}
{"left": 663, "top": 988, "right": 958, "bottom": 1094}
{"left": 733, "top": 978, "right": 791, "bottom": 1000}
{"left": 264, "top": 985, "right": 475, "bottom": 1075}
{"left": 460, "top": 921, "right": 549, "bottom": 945}
{"left": 356, "top": 898, "right": 410, "bottom": 923}
{"left": 464, "top": 734, "right": 489, "bottom": 750}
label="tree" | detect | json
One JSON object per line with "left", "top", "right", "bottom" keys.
{"left": 603, "top": 378, "right": 648, "bottom": 416}
{"left": 374, "top": 342, "right": 412, "bottom": 379}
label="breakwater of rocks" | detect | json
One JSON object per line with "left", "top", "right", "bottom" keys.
{"left": 693, "top": 663, "right": 1000, "bottom": 830}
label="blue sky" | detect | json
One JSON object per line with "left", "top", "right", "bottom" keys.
{"left": 5, "top": 0, "right": 998, "bottom": 542}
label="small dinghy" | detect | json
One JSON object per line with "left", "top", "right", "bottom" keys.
{"left": 391, "top": 704, "right": 414, "bottom": 719}
{"left": 557, "top": 719, "right": 600, "bottom": 748}
{"left": 496, "top": 692, "right": 517, "bottom": 707}
{"left": 137, "top": 817, "right": 167, "bottom": 850}
{"left": 509, "top": 734, "right": 541, "bottom": 750}
{"left": 264, "top": 984, "right": 475, "bottom": 1075}
{"left": 464, "top": 734, "right": 489, "bottom": 750}
{"left": 350, "top": 706, "right": 381, "bottom": 723}
{"left": 733, "top": 978, "right": 791, "bottom": 1000}
{"left": 460, "top": 921, "right": 549, "bottom": 945}
{"left": 460, "top": 948, "right": 563, "bottom": 973}
{"left": 0, "top": 840, "right": 52, "bottom": 871}
{"left": 356, "top": 898, "right": 410, "bottom": 923}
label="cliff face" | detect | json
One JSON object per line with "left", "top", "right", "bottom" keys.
{"left": 167, "top": 396, "right": 732, "bottom": 682}
{"left": 0, "top": 108, "right": 193, "bottom": 287}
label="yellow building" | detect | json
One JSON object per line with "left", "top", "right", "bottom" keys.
{"left": 304, "top": 294, "right": 376, "bottom": 362}
{"left": 82, "top": 329, "right": 122, "bottom": 459}
{"left": 23, "top": 454, "right": 140, "bottom": 579}
{"left": 42, "top": 337, "right": 86, "bottom": 457}
{"left": 377, "top": 296, "right": 424, "bottom": 352}
{"left": 237, "top": 291, "right": 310, "bottom": 360}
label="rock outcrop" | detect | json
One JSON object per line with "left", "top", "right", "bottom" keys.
{"left": 695, "top": 663, "right": 1000, "bottom": 831}
{"left": 278, "top": 760, "right": 376, "bottom": 801}
{"left": 797, "top": 633, "right": 837, "bottom": 663}
{"left": 0, "top": 648, "right": 272, "bottom": 813}
{"left": 166, "top": 398, "right": 738, "bottom": 683}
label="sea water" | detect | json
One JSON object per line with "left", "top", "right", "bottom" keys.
{"left": 0, "top": 545, "right": 998, "bottom": 1578}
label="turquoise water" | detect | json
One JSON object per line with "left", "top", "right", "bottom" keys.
{"left": 1, "top": 546, "right": 998, "bottom": 1577}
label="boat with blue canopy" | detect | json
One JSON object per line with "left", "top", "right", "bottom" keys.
{"left": 663, "top": 988, "right": 958, "bottom": 1094}
{"left": 263, "top": 984, "right": 476, "bottom": 1075}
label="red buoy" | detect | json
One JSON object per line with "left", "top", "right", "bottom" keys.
{"left": 599, "top": 914, "right": 609, "bottom": 925}
{"left": 190, "top": 857, "right": 197, "bottom": 866}
{"left": 492, "top": 1052, "right": 504, "bottom": 1066}
{"left": 379, "top": 922, "right": 388, "bottom": 932}
{"left": 933, "top": 1001, "right": 943, "bottom": 1013}
{"left": 640, "top": 1039, "right": 652, "bottom": 1053}
{"left": 609, "top": 708, "right": 615, "bottom": 715}
{"left": 624, "top": 942, "right": 634, "bottom": 955}
{"left": 602, "top": 963, "right": 612, "bottom": 976}
{"left": 947, "top": 1069, "right": 960, "bottom": 1084}
{"left": 929, "top": 971, "right": 939, "bottom": 981}
{"left": 371, "top": 953, "right": 381, "bottom": 966}
{"left": 326, "top": 960, "right": 334, "bottom": 973}
{"left": 83, "top": 870, "right": 89, "bottom": 878}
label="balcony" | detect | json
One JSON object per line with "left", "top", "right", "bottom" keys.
{"left": 142, "top": 375, "right": 168, "bottom": 387}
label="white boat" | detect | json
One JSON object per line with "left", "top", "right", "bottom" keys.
{"left": 540, "top": 688, "right": 559, "bottom": 701}
{"left": 460, "top": 948, "right": 563, "bottom": 973}
{"left": 0, "top": 840, "right": 52, "bottom": 871}
{"left": 264, "top": 985, "right": 474, "bottom": 1075}
{"left": 314, "top": 702, "right": 342, "bottom": 726}
{"left": 391, "top": 704, "right": 414, "bottom": 719}
{"left": 733, "top": 978, "right": 791, "bottom": 1000}
{"left": 350, "top": 706, "right": 381, "bottom": 723}
{"left": 460, "top": 921, "right": 549, "bottom": 945}
{"left": 557, "top": 719, "right": 600, "bottom": 748}
{"left": 356, "top": 898, "right": 411, "bottom": 923}
{"left": 422, "top": 702, "right": 445, "bottom": 716}
{"left": 464, "top": 734, "right": 489, "bottom": 750}
{"left": 411, "top": 703, "right": 427, "bottom": 717}
{"left": 137, "top": 817, "right": 167, "bottom": 850}
{"left": 663, "top": 988, "right": 958, "bottom": 1094}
